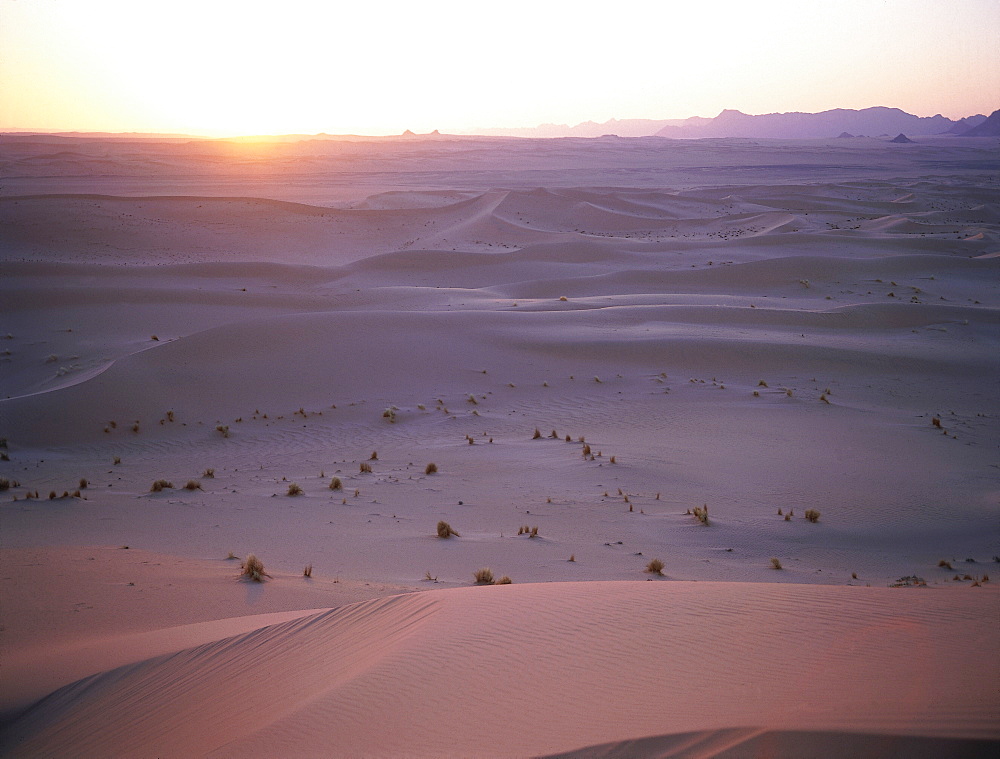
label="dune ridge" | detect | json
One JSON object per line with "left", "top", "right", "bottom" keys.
{"left": 1, "top": 582, "right": 996, "bottom": 758}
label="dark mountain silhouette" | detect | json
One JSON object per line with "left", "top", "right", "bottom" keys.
{"left": 959, "top": 109, "right": 1000, "bottom": 136}
{"left": 889, "top": 133, "right": 915, "bottom": 143}
{"left": 654, "top": 107, "right": 966, "bottom": 139}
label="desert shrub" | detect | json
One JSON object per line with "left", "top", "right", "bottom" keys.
{"left": 370, "top": 451, "right": 378, "bottom": 460}
{"left": 533, "top": 428, "right": 542, "bottom": 439}
{"left": 49, "top": 491, "right": 57, "bottom": 499}
{"left": 303, "top": 564, "right": 313, "bottom": 578}
{"left": 437, "top": 520, "right": 459, "bottom": 538}
{"left": 692, "top": 504, "right": 709, "bottom": 525}
{"left": 568, "top": 554, "right": 576, "bottom": 562}
{"left": 550, "top": 429, "right": 559, "bottom": 438}
{"left": 114, "top": 456, "right": 121, "bottom": 465}
{"left": 474, "top": 567, "right": 494, "bottom": 584}
{"left": 382, "top": 408, "right": 396, "bottom": 422}
{"left": 79, "top": 478, "right": 88, "bottom": 489}
{"left": 938, "top": 559, "right": 953, "bottom": 570}
{"left": 329, "top": 476, "right": 343, "bottom": 490}
{"left": 241, "top": 554, "right": 270, "bottom": 582}
{"left": 150, "top": 479, "right": 174, "bottom": 492}
{"left": 425, "top": 462, "right": 438, "bottom": 475}
{"left": 582, "top": 444, "right": 591, "bottom": 456}
{"left": 226, "top": 551, "right": 238, "bottom": 560}
{"left": 360, "top": 461, "right": 372, "bottom": 473}
{"left": 287, "top": 482, "right": 303, "bottom": 496}
{"left": 184, "top": 480, "right": 202, "bottom": 490}
{"left": 0, "top": 478, "right": 10, "bottom": 491}
{"left": 203, "top": 468, "right": 215, "bottom": 478}
{"left": 804, "top": 509, "right": 820, "bottom": 523}
{"left": 495, "top": 576, "right": 512, "bottom": 584}
{"left": 645, "top": 558, "right": 665, "bottom": 575}
{"left": 529, "top": 526, "right": 539, "bottom": 538}
{"left": 770, "top": 557, "right": 783, "bottom": 570}
{"left": 216, "top": 424, "right": 230, "bottom": 438}
{"left": 758, "top": 380, "right": 768, "bottom": 387}
{"left": 609, "top": 455, "right": 616, "bottom": 464}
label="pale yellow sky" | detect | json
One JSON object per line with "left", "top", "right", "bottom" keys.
{"left": 1, "top": 0, "right": 997, "bottom": 135}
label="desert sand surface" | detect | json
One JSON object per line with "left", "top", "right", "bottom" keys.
{"left": 1, "top": 133, "right": 998, "bottom": 757}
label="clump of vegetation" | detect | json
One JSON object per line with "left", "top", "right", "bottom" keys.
{"left": 804, "top": 509, "right": 820, "bottom": 523}
{"left": 287, "top": 482, "right": 303, "bottom": 496}
{"left": 216, "top": 424, "right": 230, "bottom": 438}
{"left": 370, "top": 451, "right": 378, "bottom": 461}
{"left": 240, "top": 554, "right": 270, "bottom": 582}
{"left": 360, "top": 462, "right": 372, "bottom": 473}
{"left": 495, "top": 576, "right": 512, "bottom": 585}
{"left": 150, "top": 479, "right": 174, "bottom": 492}
{"left": 938, "top": 559, "right": 953, "bottom": 570}
{"left": 533, "top": 428, "right": 542, "bottom": 439}
{"left": 890, "top": 575, "right": 927, "bottom": 587}
{"left": 437, "top": 520, "right": 459, "bottom": 538}
{"left": 770, "top": 557, "right": 783, "bottom": 570}
{"left": 203, "top": 468, "right": 215, "bottom": 478}
{"left": 645, "top": 558, "right": 665, "bottom": 575}
{"left": 226, "top": 551, "right": 239, "bottom": 560}
{"left": 329, "top": 476, "right": 343, "bottom": 490}
{"left": 382, "top": 408, "right": 397, "bottom": 423}
{"left": 473, "top": 567, "right": 494, "bottom": 584}
{"left": 568, "top": 554, "right": 575, "bottom": 562}
{"left": 425, "top": 462, "right": 438, "bottom": 475}
{"left": 692, "top": 504, "right": 709, "bottom": 525}
{"left": 113, "top": 456, "right": 121, "bottom": 465}
{"left": 303, "top": 564, "right": 313, "bottom": 578}
{"left": 0, "top": 478, "right": 12, "bottom": 491}
{"left": 79, "top": 478, "right": 88, "bottom": 489}
{"left": 184, "top": 480, "right": 203, "bottom": 490}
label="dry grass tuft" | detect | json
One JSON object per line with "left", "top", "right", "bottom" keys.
{"left": 184, "top": 480, "right": 203, "bottom": 491}
{"left": 287, "top": 482, "right": 303, "bottom": 496}
{"left": 770, "top": 557, "right": 783, "bottom": 570}
{"left": 370, "top": 451, "right": 378, "bottom": 460}
{"left": 758, "top": 380, "right": 768, "bottom": 387}
{"left": 474, "top": 567, "right": 494, "bottom": 584}
{"left": 692, "top": 504, "right": 709, "bottom": 525}
{"left": 804, "top": 509, "right": 821, "bottom": 523}
{"left": 645, "top": 558, "right": 665, "bottom": 575}
{"left": 533, "top": 428, "right": 542, "bottom": 439}
{"left": 495, "top": 575, "right": 512, "bottom": 584}
{"left": 203, "top": 468, "right": 215, "bottom": 478}
{"left": 359, "top": 462, "right": 372, "bottom": 473}
{"left": 226, "top": 551, "right": 238, "bottom": 560}
{"left": 113, "top": 456, "right": 121, "bottom": 465}
{"left": 329, "top": 476, "right": 343, "bottom": 490}
{"left": 938, "top": 559, "right": 953, "bottom": 570}
{"left": 303, "top": 564, "right": 313, "bottom": 578}
{"left": 582, "top": 444, "right": 591, "bottom": 457}
{"left": 529, "top": 526, "right": 539, "bottom": 538}
{"left": 437, "top": 520, "right": 459, "bottom": 538}
{"left": 150, "top": 479, "right": 174, "bottom": 492}
{"left": 240, "top": 554, "right": 270, "bottom": 582}
{"left": 609, "top": 455, "right": 616, "bottom": 464}
{"left": 79, "top": 478, "right": 88, "bottom": 489}
{"left": 932, "top": 417, "right": 942, "bottom": 428}
{"left": 568, "top": 554, "right": 575, "bottom": 562}
{"left": 215, "top": 424, "right": 230, "bottom": 438}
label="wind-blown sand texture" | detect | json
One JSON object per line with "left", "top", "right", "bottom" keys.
{"left": 1, "top": 133, "right": 998, "bottom": 757}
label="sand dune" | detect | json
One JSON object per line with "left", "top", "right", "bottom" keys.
{"left": 1, "top": 135, "right": 998, "bottom": 757}
{"left": 2, "top": 582, "right": 996, "bottom": 757}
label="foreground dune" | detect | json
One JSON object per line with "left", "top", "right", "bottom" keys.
{"left": 1, "top": 133, "right": 998, "bottom": 756}
{"left": 2, "top": 581, "right": 997, "bottom": 758}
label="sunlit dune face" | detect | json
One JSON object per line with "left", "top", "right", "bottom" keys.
{"left": 1, "top": 0, "right": 997, "bottom": 135}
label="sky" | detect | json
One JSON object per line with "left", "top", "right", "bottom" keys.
{"left": 1, "top": 0, "right": 998, "bottom": 136}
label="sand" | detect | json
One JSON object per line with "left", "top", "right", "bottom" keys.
{"left": 1, "top": 133, "right": 998, "bottom": 757}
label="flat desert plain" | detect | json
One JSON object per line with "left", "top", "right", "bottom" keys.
{"left": 1, "top": 133, "right": 998, "bottom": 757}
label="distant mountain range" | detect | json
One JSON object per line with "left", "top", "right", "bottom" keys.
{"left": 477, "top": 107, "right": 996, "bottom": 140}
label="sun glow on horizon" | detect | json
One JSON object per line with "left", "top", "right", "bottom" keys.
{"left": 2, "top": 0, "right": 998, "bottom": 136}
